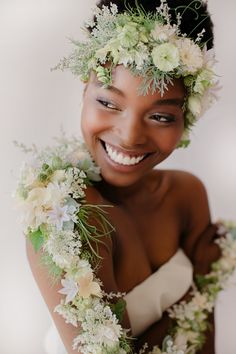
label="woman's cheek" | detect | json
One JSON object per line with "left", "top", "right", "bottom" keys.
{"left": 81, "top": 107, "right": 107, "bottom": 143}
{"left": 156, "top": 125, "right": 184, "bottom": 153}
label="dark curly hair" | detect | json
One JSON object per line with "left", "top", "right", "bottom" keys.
{"left": 94, "top": 0, "right": 214, "bottom": 49}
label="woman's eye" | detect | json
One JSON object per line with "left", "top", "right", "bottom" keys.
{"left": 97, "top": 99, "right": 118, "bottom": 110}
{"left": 151, "top": 114, "right": 175, "bottom": 123}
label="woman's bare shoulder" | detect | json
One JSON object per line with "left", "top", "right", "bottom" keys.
{"left": 159, "top": 169, "right": 209, "bottom": 202}
{"left": 158, "top": 169, "right": 211, "bottom": 253}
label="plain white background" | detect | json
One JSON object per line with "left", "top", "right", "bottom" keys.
{"left": 0, "top": 1, "right": 236, "bottom": 353}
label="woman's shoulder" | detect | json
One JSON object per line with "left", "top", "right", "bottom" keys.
{"left": 155, "top": 169, "right": 211, "bottom": 251}
{"left": 157, "top": 169, "right": 208, "bottom": 200}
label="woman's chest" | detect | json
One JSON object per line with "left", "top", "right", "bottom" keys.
{"left": 111, "top": 200, "right": 185, "bottom": 292}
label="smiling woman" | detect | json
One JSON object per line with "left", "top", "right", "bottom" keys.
{"left": 81, "top": 67, "right": 185, "bottom": 187}
{"left": 13, "top": 1, "right": 236, "bottom": 354}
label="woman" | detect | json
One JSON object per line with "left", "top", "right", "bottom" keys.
{"left": 26, "top": 0, "right": 224, "bottom": 353}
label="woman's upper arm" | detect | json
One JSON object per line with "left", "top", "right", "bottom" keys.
{"left": 180, "top": 173, "right": 221, "bottom": 273}
{"left": 180, "top": 173, "right": 211, "bottom": 256}
{"left": 26, "top": 229, "right": 123, "bottom": 354}
{"left": 26, "top": 239, "right": 79, "bottom": 353}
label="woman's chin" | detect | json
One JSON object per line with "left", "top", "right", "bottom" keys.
{"left": 99, "top": 166, "right": 148, "bottom": 189}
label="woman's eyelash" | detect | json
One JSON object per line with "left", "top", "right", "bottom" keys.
{"left": 97, "top": 99, "right": 118, "bottom": 110}
{"left": 151, "top": 114, "right": 175, "bottom": 123}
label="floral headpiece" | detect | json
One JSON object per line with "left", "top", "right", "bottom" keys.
{"left": 55, "top": 0, "right": 219, "bottom": 148}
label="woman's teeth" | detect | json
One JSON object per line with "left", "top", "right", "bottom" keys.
{"left": 104, "top": 142, "right": 146, "bottom": 166}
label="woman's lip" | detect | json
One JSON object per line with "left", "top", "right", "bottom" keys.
{"left": 100, "top": 139, "right": 151, "bottom": 158}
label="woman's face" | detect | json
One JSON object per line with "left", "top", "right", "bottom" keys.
{"left": 81, "top": 65, "right": 185, "bottom": 187}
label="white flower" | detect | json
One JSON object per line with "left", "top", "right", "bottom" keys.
{"left": 118, "top": 44, "right": 149, "bottom": 69}
{"left": 20, "top": 187, "right": 52, "bottom": 230}
{"left": 177, "top": 38, "right": 203, "bottom": 74}
{"left": 46, "top": 182, "right": 69, "bottom": 205}
{"left": 47, "top": 205, "right": 71, "bottom": 230}
{"left": 59, "top": 277, "right": 79, "bottom": 304}
{"left": 45, "top": 229, "right": 81, "bottom": 269}
{"left": 55, "top": 301, "right": 78, "bottom": 327}
{"left": 75, "top": 259, "right": 92, "bottom": 276}
{"left": 95, "top": 322, "right": 122, "bottom": 347}
{"left": 151, "top": 23, "right": 176, "bottom": 42}
{"left": 117, "top": 22, "right": 139, "bottom": 48}
{"left": 95, "top": 46, "right": 110, "bottom": 63}
{"left": 173, "top": 332, "right": 188, "bottom": 350}
{"left": 187, "top": 94, "right": 202, "bottom": 118}
{"left": 66, "top": 148, "right": 90, "bottom": 167}
{"left": 194, "top": 69, "right": 213, "bottom": 95}
{"left": 77, "top": 272, "right": 102, "bottom": 298}
{"left": 152, "top": 43, "right": 180, "bottom": 72}
{"left": 191, "top": 292, "right": 211, "bottom": 310}
{"left": 50, "top": 170, "right": 66, "bottom": 183}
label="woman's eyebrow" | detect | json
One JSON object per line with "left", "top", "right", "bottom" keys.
{"left": 94, "top": 81, "right": 125, "bottom": 97}
{"left": 152, "top": 98, "right": 185, "bottom": 107}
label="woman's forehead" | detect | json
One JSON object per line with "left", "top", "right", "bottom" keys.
{"left": 89, "top": 65, "right": 186, "bottom": 103}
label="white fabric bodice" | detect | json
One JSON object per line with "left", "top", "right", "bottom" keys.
{"left": 44, "top": 248, "right": 193, "bottom": 354}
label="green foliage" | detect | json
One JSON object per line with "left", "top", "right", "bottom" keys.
{"left": 40, "top": 253, "right": 63, "bottom": 283}
{"left": 77, "top": 204, "right": 115, "bottom": 261}
{"left": 195, "top": 274, "right": 218, "bottom": 291}
{"left": 110, "top": 298, "right": 127, "bottom": 322}
{"left": 29, "top": 228, "right": 45, "bottom": 252}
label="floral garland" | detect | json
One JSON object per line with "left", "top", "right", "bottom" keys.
{"left": 14, "top": 136, "right": 236, "bottom": 354}
{"left": 53, "top": 1, "right": 219, "bottom": 148}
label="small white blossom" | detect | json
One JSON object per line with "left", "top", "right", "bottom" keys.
{"left": 19, "top": 186, "right": 52, "bottom": 231}
{"left": 187, "top": 94, "right": 202, "bottom": 118}
{"left": 152, "top": 43, "right": 180, "bottom": 72}
{"left": 55, "top": 300, "right": 78, "bottom": 327}
{"left": 193, "top": 69, "right": 213, "bottom": 95}
{"left": 50, "top": 170, "right": 66, "bottom": 183}
{"left": 45, "top": 229, "right": 81, "bottom": 269}
{"left": 177, "top": 38, "right": 203, "bottom": 74}
{"left": 151, "top": 23, "right": 176, "bottom": 42}
{"left": 47, "top": 205, "right": 71, "bottom": 231}
{"left": 59, "top": 277, "right": 79, "bottom": 304}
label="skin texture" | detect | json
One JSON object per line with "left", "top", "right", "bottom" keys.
{"left": 27, "top": 66, "right": 221, "bottom": 354}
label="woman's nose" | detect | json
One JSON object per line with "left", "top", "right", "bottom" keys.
{"left": 114, "top": 112, "right": 147, "bottom": 147}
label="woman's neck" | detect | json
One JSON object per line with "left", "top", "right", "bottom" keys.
{"left": 95, "top": 169, "right": 164, "bottom": 208}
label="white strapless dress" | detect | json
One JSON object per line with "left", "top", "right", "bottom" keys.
{"left": 44, "top": 250, "right": 236, "bottom": 354}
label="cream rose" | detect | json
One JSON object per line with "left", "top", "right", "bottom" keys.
{"left": 152, "top": 43, "right": 180, "bottom": 72}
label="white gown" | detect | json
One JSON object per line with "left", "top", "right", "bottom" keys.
{"left": 44, "top": 252, "right": 236, "bottom": 354}
{"left": 44, "top": 248, "right": 193, "bottom": 354}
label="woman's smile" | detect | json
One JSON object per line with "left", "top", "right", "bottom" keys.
{"left": 97, "top": 139, "right": 159, "bottom": 173}
{"left": 101, "top": 139, "right": 153, "bottom": 166}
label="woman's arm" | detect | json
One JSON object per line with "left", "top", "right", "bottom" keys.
{"left": 26, "top": 186, "right": 130, "bottom": 354}
{"left": 180, "top": 173, "right": 221, "bottom": 274}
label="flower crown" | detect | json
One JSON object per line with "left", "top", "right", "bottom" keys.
{"left": 54, "top": 0, "right": 219, "bottom": 148}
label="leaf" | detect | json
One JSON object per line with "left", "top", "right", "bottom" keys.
{"left": 110, "top": 298, "right": 127, "bottom": 322}
{"left": 29, "top": 229, "right": 45, "bottom": 253}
